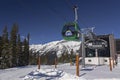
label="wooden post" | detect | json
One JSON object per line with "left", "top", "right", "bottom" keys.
{"left": 55, "top": 58, "right": 57, "bottom": 68}
{"left": 76, "top": 54, "right": 79, "bottom": 76}
{"left": 112, "top": 59, "right": 115, "bottom": 68}
{"left": 109, "top": 57, "right": 112, "bottom": 71}
{"left": 38, "top": 55, "right": 40, "bottom": 69}
{"left": 70, "top": 59, "right": 72, "bottom": 66}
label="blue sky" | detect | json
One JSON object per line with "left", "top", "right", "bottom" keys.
{"left": 0, "top": 0, "right": 120, "bottom": 44}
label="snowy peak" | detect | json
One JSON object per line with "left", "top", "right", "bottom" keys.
{"left": 30, "top": 40, "right": 81, "bottom": 56}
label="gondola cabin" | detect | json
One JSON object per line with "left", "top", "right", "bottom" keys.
{"left": 62, "top": 22, "right": 81, "bottom": 41}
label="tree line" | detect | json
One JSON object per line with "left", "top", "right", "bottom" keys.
{"left": 0, "top": 23, "right": 77, "bottom": 69}
{"left": 0, "top": 23, "right": 30, "bottom": 69}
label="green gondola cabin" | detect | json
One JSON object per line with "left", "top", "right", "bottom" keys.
{"left": 62, "top": 22, "right": 81, "bottom": 41}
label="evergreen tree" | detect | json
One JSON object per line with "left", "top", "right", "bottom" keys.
{"left": 9, "top": 23, "right": 18, "bottom": 67}
{"left": 22, "top": 38, "right": 28, "bottom": 65}
{"left": 22, "top": 33, "right": 30, "bottom": 66}
{"left": 0, "top": 36, "right": 2, "bottom": 53}
{"left": 0, "top": 36, "right": 3, "bottom": 68}
{"left": 2, "top": 26, "right": 9, "bottom": 43}
{"left": 16, "top": 34, "right": 22, "bottom": 66}
{"left": 0, "top": 36, "right": 2, "bottom": 57}
{"left": 0, "top": 24, "right": 30, "bottom": 68}
{"left": 70, "top": 49, "right": 74, "bottom": 62}
{"left": 0, "top": 26, "right": 10, "bottom": 68}
{"left": 27, "top": 33, "right": 30, "bottom": 64}
{"left": 29, "top": 50, "right": 37, "bottom": 65}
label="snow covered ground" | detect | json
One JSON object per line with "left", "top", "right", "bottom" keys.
{"left": 0, "top": 66, "right": 37, "bottom": 80}
{"left": 0, "top": 62, "right": 120, "bottom": 80}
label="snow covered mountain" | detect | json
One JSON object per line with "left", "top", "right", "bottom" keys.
{"left": 30, "top": 40, "right": 81, "bottom": 57}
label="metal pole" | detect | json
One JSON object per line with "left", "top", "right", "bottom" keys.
{"left": 73, "top": 6, "right": 78, "bottom": 23}
{"left": 95, "top": 49, "right": 99, "bottom": 65}
{"left": 82, "top": 33, "right": 85, "bottom": 68}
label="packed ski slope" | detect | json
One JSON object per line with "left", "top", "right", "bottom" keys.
{"left": 0, "top": 60, "right": 120, "bottom": 80}
{"left": 0, "top": 66, "right": 37, "bottom": 80}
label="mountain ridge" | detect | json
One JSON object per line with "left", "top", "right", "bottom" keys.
{"left": 30, "top": 40, "right": 81, "bottom": 57}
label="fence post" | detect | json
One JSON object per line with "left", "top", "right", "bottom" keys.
{"left": 109, "top": 57, "right": 112, "bottom": 71}
{"left": 76, "top": 53, "right": 79, "bottom": 76}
